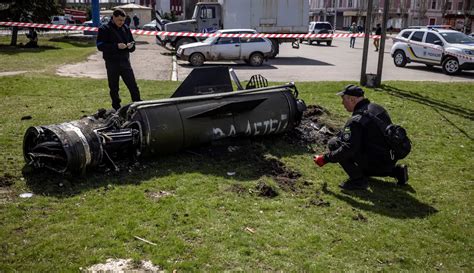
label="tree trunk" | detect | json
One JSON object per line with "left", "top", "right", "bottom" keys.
{"left": 10, "top": 26, "right": 18, "bottom": 46}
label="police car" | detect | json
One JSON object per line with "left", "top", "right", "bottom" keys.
{"left": 390, "top": 27, "right": 474, "bottom": 75}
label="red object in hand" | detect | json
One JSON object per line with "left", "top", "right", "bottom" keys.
{"left": 313, "top": 155, "right": 326, "bottom": 167}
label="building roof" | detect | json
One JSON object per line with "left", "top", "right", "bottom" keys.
{"left": 113, "top": 3, "right": 152, "bottom": 10}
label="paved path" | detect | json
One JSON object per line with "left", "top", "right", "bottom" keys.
{"left": 57, "top": 36, "right": 172, "bottom": 81}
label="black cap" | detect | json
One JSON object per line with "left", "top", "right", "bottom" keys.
{"left": 336, "top": 84, "right": 364, "bottom": 97}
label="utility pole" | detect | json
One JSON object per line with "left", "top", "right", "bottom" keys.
{"left": 360, "top": 0, "right": 374, "bottom": 86}
{"left": 92, "top": 0, "right": 100, "bottom": 27}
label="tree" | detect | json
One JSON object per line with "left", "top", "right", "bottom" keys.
{"left": 0, "top": 0, "right": 59, "bottom": 46}
{"left": 418, "top": 0, "right": 429, "bottom": 25}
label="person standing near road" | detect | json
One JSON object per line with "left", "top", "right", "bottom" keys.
{"left": 313, "top": 85, "right": 408, "bottom": 190}
{"left": 133, "top": 14, "right": 140, "bottom": 29}
{"left": 125, "top": 15, "right": 131, "bottom": 27}
{"left": 96, "top": 8, "right": 141, "bottom": 110}
{"left": 374, "top": 23, "right": 382, "bottom": 51}
{"left": 349, "top": 22, "right": 358, "bottom": 48}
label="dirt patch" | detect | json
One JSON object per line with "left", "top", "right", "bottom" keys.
{"left": 145, "top": 190, "right": 174, "bottom": 201}
{"left": 264, "top": 156, "right": 302, "bottom": 191}
{"left": 0, "top": 174, "right": 16, "bottom": 187}
{"left": 308, "top": 197, "right": 331, "bottom": 207}
{"left": 352, "top": 212, "right": 368, "bottom": 222}
{"left": 83, "top": 258, "right": 162, "bottom": 272}
{"left": 0, "top": 174, "right": 17, "bottom": 204}
{"left": 227, "top": 183, "right": 247, "bottom": 195}
{"left": 256, "top": 181, "right": 278, "bottom": 198}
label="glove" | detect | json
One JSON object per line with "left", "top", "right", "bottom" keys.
{"left": 313, "top": 154, "right": 326, "bottom": 167}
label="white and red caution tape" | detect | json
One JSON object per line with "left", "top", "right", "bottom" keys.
{"left": 392, "top": 37, "right": 474, "bottom": 61}
{"left": 0, "top": 21, "right": 379, "bottom": 39}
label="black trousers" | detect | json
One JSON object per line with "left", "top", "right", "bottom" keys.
{"left": 105, "top": 59, "right": 141, "bottom": 110}
{"left": 328, "top": 137, "right": 396, "bottom": 180}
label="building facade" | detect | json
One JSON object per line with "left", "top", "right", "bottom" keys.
{"left": 309, "top": 0, "right": 473, "bottom": 32}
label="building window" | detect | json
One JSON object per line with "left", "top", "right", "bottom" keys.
{"left": 458, "top": 1, "right": 463, "bottom": 10}
{"left": 348, "top": 0, "right": 353, "bottom": 7}
{"left": 339, "top": 0, "right": 343, "bottom": 7}
{"left": 447, "top": 1, "right": 452, "bottom": 10}
{"left": 431, "top": 1, "right": 436, "bottom": 9}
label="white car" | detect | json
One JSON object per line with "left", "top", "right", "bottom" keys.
{"left": 390, "top": 28, "right": 474, "bottom": 75}
{"left": 176, "top": 29, "right": 273, "bottom": 67}
{"left": 305, "top": 21, "right": 334, "bottom": 46}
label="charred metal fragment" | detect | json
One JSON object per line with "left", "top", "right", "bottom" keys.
{"left": 23, "top": 67, "right": 306, "bottom": 174}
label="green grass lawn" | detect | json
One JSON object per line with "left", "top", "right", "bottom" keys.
{"left": 0, "top": 35, "right": 473, "bottom": 271}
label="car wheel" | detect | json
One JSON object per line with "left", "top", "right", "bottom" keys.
{"left": 442, "top": 57, "right": 460, "bottom": 75}
{"left": 189, "top": 53, "right": 205, "bottom": 67}
{"left": 393, "top": 50, "right": 407, "bottom": 67}
{"left": 175, "top": 38, "right": 194, "bottom": 50}
{"left": 249, "top": 52, "right": 264, "bottom": 66}
{"left": 327, "top": 41, "right": 332, "bottom": 46}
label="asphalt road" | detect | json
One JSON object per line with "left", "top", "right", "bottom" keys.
{"left": 56, "top": 34, "right": 473, "bottom": 82}
{"left": 175, "top": 36, "right": 474, "bottom": 82}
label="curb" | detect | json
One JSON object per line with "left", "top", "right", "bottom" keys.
{"left": 171, "top": 55, "right": 178, "bottom": 81}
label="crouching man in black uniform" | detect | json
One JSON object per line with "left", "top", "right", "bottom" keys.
{"left": 313, "top": 85, "right": 408, "bottom": 190}
{"left": 97, "top": 9, "right": 141, "bottom": 110}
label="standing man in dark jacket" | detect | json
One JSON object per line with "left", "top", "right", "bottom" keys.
{"left": 97, "top": 9, "right": 141, "bottom": 110}
{"left": 313, "top": 85, "right": 408, "bottom": 190}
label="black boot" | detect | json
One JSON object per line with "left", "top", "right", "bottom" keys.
{"left": 339, "top": 177, "right": 369, "bottom": 190}
{"left": 393, "top": 164, "right": 409, "bottom": 185}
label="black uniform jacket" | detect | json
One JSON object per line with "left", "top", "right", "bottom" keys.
{"left": 325, "top": 99, "right": 393, "bottom": 163}
{"left": 96, "top": 21, "right": 136, "bottom": 61}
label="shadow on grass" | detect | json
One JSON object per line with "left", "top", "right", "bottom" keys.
{"left": 323, "top": 178, "right": 438, "bottom": 219}
{"left": 380, "top": 85, "right": 473, "bottom": 140}
{"left": 0, "top": 44, "right": 60, "bottom": 55}
{"left": 22, "top": 137, "right": 310, "bottom": 198}
{"left": 48, "top": 36, "right": 96, "bottom": 48}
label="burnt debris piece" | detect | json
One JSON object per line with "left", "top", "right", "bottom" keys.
{"left": 23, "top": 67, "right": 306, "bottom": 174}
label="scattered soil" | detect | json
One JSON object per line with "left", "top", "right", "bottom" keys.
{"left": 83, "top": 258, "right": 162, "bottom": 272}
{"left": 0, "top": 174, "right": 15, "bottom": 187}
{"left": 227, "top": 183, "right": 247, "bottom": 195}
{"left": 256, "top": 181, "right": 278, "bottom": 198}
{"left": 284, "top": 105, "right": 340, "bottom": 151}
{"left": 0, "top": 174, "right": 17, "bottom": 204}
{"left": 308, "top": 197, "right": 331, "bottom": 207}
{"left": 145, "top": 190, "right": 174, "bottom": 201}
{"left": 352, "top": 212, "right": 368, "bottom": 222}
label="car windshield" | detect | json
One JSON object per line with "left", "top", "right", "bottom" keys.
{"left": 315, "top": 23, "right": 331, "bottom": 30}
{"left": 440, "top": 32, "right": 474, "bottom": 44}
{"left": 203, "top": 36, "right": 218, "bottom": 44}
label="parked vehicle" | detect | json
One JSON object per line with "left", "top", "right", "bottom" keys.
{"left": 156, "top": 0, "right": 309, "bottom": 57}
{"left": 64, "top": 8, "right": 87, "bottom": 25}
{"left": 83, "top": 16, "right": 110, "bottom": 27}
{"left": 51, "top": 16, "right": 74, "bottom": 25}
{"left": 142, "top": 19, "right": 171, "bottom": 31}
{"left": 176, "top": 29, "right": 273, "bottom": 67}
{"left": 391, "top": 27, "right": 474, "bottom": 75}
{"left": 305, "top": 21, "right": 334, "bottom": 46}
